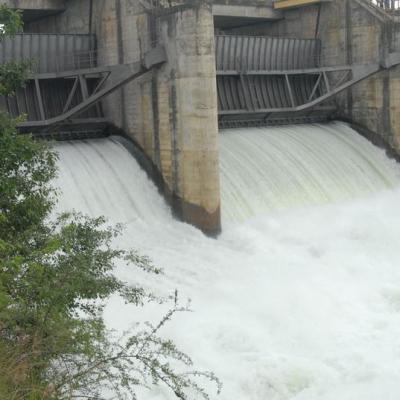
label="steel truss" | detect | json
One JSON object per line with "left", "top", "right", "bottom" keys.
{"left": 16, "top": 46, "right": 166, "bottom": 134}
{"left": 217, "top": 57, "right": 400, "bottom": 117}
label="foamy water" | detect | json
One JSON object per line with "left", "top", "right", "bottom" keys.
{"left": 220, "top": 122, "right": 400, "bottom": 222}
{"left": 54, "top": 123, "right": 400, "bottom": 400}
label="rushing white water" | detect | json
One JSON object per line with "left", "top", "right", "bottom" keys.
{"left": 54, "top": 123, "right": 400, "bottom": 400}
{"left": 220, "top": 122, "right": 400, "bottom": 222}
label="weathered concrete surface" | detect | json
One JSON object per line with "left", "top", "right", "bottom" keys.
{"left": 213, "top": 0, "right": 274, "bottom": 5}
{"left": 24, "top": 0, "right": 90, "bottom": 33}
{"left": 154, "top": 2, "right": 221, "bottom": 234}
{"left": 212, "top": 4, "right": 280, "bottom": 18}
{"left": 213, "top": 3, "right": 282, "bottom": 29}
{"left": 274, "top": 0, "right": 329, "bottom": 9}
{"left": 223, "top": 2, "right": 320, "bottom": 36}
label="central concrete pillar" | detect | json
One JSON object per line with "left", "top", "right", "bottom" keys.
{"left": 156, "top": 1, "right": 221, "bottom": 235}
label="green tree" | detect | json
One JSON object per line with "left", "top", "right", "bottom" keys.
{"left": 0, "top": 6, "right": 220, "bottom": 400}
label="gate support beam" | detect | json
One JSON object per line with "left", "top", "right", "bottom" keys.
{"left": 17, "top": 46, "right": 167, "bottom": 130}
{"left": 62, "top": 77, "right": 79, "bottom": 113}
{"left": 34, "top": 79, "right": 45, "bottom": 121}
{"left": 218, "top": 53, "right": 400, "bottom": 116}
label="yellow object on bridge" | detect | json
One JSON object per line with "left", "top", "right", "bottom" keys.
{"left": 274, "top": 0, "right": 327, "bottom": 9}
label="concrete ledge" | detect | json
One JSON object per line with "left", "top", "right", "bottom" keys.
{"left": 212, "top": 4, "right": 281, "bottom": 19}
{"left": 274, "top": 0, "right": 329, "bottom": 10}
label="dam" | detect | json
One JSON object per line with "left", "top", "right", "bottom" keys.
{"left": 3, "top": 0, "right": 400, "bottom": 234}
{"left": 3, "top": 1, "right": 400, "bottom": 398}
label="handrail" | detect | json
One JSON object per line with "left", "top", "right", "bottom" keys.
{"left": 371, "top": 0, "right": 400, "bottom": 9}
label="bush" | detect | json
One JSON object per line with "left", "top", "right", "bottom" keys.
{"left": 0, "top": 6, "right": 221, "bottom": 400}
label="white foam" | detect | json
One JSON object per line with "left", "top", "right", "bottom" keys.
{"left": 220, "top": 122, "right": 400, "bottom": 223}
{"left": 54, "top": 124, "right": 400, "bottom": 400}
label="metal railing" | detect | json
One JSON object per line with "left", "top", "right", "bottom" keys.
{"left": 371, "top": 0, "right": 400, "bottom": 9}
{"left": 49, "top": 48, "right": 97, "bottom": 74}
{"left": 0, "top": 34, "right": 157, "bottom": 75}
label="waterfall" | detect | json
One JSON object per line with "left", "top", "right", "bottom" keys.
{"left": 220, "top": 122, "right": 400, "bottom": 222}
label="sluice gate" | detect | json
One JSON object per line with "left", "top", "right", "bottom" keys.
{"left": 0, "top": 34, "right": 104, "bottom": 137}
{"left": 2, "top": 33, "right": 400, "bottom": 135}
{"left": 215, "top": 34, "right": 400, "bottom": 128}
{"left": 3, "top": 31, "right": 400, "bottom": 136}
{"left": 215, "top": 35, "right": 330, "bottom": 127}
{"left": 0, "top": 33, "right": 166, "bottom": 138}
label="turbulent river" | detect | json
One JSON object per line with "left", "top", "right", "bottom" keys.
{"left": 55, "top": 121, "right": 400, "bottom": 400}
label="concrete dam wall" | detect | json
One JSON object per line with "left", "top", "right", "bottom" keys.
{"left": 8, "top": 0, "right": 400, "bottom": 234}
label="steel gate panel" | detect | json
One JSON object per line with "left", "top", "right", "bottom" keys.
{"left": 215, "top": 34, "right": 332, "bottom": 127}
{"left": 0, "top": 33, "right": 95, "bottom": 74}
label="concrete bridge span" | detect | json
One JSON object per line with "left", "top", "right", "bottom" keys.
{"left": 4, "top": 0, "right": 400, "bottom": 234}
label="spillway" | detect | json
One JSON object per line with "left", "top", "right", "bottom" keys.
{"left": 54, "top": 123, "right": 400, "bottom": 400}
{"left": 220, "top": 122, "right": 400, "bottom": 222}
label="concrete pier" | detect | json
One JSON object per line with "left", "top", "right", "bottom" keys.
{"left": 156, "top": 3, "right": 221, "bottom": 234}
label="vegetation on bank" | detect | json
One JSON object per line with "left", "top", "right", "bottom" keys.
{"left": 0, "top": 5, "right": 220, "bottom": 399}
